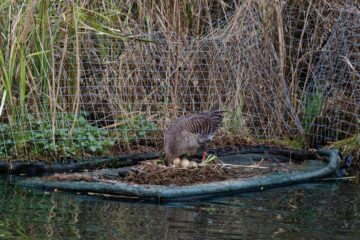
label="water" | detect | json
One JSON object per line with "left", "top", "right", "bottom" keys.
{"left": 1, "top": 176, "right": 359, "bottom": 240}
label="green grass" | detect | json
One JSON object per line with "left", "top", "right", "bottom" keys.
{"left": 203, "top": 154, "right": 218, "bottom": 165}
{"left": 261, "top": 137, "right": 306, "bottom": 150}
{"left": 328, "top": 135, "right": 360, "bottom": 158}
{"left": 302, "top": 90, "right": 323, "bottom": 134}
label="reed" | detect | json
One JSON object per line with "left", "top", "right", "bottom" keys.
{"left": 0, "top": 0, "right": 358, "bottom": 161}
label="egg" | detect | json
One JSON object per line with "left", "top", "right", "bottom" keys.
{"left": 190, "top": 161, "right": 198, "bottom": 168}
{"left": 173, "top": 157, "right": 181, "bottom": 166}
{"left": 180, "top": 158, "right": 190, "bottom": 168}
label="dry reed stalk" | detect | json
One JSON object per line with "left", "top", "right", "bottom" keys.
{"left": 18, "top": 0, "right": 37, "bottom": 44}
{"left": 275, "top": 0, "right": 286, "bottom": 94}
{"left": 261, "top": 0, "right": 270, "bottom": 64}
{"left": 290, "top": 1, "right": 311, "bottom": 112}
{"left": 0, "top": 0, "right": 358, "bottom": 159}
{"left": 70, "top": 6, "right": 81, "bottom": 137}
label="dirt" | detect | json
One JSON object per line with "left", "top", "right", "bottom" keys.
{"left": 45, "top": 173, "right": 95, "bottom": 182}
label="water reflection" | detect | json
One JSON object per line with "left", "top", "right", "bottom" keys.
{"left": 1, "top": 176, "right": 359, "bottom": 239}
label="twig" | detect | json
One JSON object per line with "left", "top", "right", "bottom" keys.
{"left": 319, "top": 176, "right": 356, "bottom": 181}
{"left": 220, "top": 163, "right": 269, "bottom": 169}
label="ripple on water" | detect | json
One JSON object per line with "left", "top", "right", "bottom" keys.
{"left": 1, "top": 177, "right": 360, "bottom": 240}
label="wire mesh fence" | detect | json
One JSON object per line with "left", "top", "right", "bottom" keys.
{"left": 0, "top": 0, "right": 359, "bottom": 160}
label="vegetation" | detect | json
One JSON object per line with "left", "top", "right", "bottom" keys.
{"left": 328, "top": 134, "right": 360, "bottom": 167}
{"left": 0, "top": 0, "right": 358, "bottom": 163}
{"left": 0, "top": 113, "right": 115, "bottom": 160}
{"left": 114, "top": 114, "right": 159, "bottom": 150}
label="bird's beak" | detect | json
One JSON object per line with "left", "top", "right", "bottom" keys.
{"left": 202, "top": 151, "right": 207, "bottom": 161}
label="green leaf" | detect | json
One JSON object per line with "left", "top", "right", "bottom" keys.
{"left": 89, "top": 145, "right": 97, "bottom": 152}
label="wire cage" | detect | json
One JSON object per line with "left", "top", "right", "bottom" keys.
{"left": 0, "top": 1, "right": 359, "bottom": 161}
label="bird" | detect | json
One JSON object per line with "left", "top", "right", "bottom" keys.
{"left": 163, "top": 110, "right": 225, "bottom": 166}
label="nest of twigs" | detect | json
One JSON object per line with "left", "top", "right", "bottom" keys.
{"left": 122, "top": 159, "right": 292, "bottom": 186}
{"left": 43, "top": 159, "right": 296, "bottom": 186}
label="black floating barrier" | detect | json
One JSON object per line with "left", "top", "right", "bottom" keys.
{"left": 0, "top": 152, "right": 160, "bottom": 174}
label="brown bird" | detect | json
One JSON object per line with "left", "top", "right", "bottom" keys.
{"left": 164, "top": 110, "right": 225, "bottom": 166}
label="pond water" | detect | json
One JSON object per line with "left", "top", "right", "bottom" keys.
{"left": 0, "top": 176, "right": 359, "bottom": 240}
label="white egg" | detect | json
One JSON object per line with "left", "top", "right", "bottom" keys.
{"left": 173, "top": 157, "right": 181, "bottom": 166}
{"left": 190, "top": 161, "right": 198, "bottom": 168}
{"left": 180, "top": 159, "right": 190, "bottom": 168}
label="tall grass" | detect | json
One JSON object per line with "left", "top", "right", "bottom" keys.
{"left": 0, "top": 0, "right": 359, "bottom": 160}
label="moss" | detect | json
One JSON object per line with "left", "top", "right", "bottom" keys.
{"left": 327, "top": 135, "right": 360, "bottom": 166}
{"left": 257, "top": 137, "right": 306, "bottom": 150}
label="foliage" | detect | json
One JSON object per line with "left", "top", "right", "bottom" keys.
{"left": 203, "top": 154, "right": 218, "bottom": 165}
{"left": 327, "top": 135, "right": 360, "bottom": 161}
{"left": 0, "top": 113, "right": 114, "bottom": 159}
{"left": 115, "top": 114, "right": 158, "bottom": 148}
{"left": 0, "top": 0, "right": 358, "bottom": 162}
{"left": 262, "top": 137, "right": 305, "bottom": 150}
{"left": 0, "top": 124, "right": 13, "bottom": 156}
{"left": 302, "top": 90, "right": 323, "bottom": 134}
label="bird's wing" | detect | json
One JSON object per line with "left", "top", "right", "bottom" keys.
{"left": 178, "top": 112, "right": 223, "bottom": 143}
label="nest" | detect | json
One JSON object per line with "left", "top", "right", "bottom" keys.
{"left": 121, "top": 160, "right": 292, "bottom": 186}
{"left": 43, "top": 159, "right": 296, "bottom": 186}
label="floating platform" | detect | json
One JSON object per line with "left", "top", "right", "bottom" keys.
{"left": 16, "top": 148, "right": 340, "bottom": 202}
